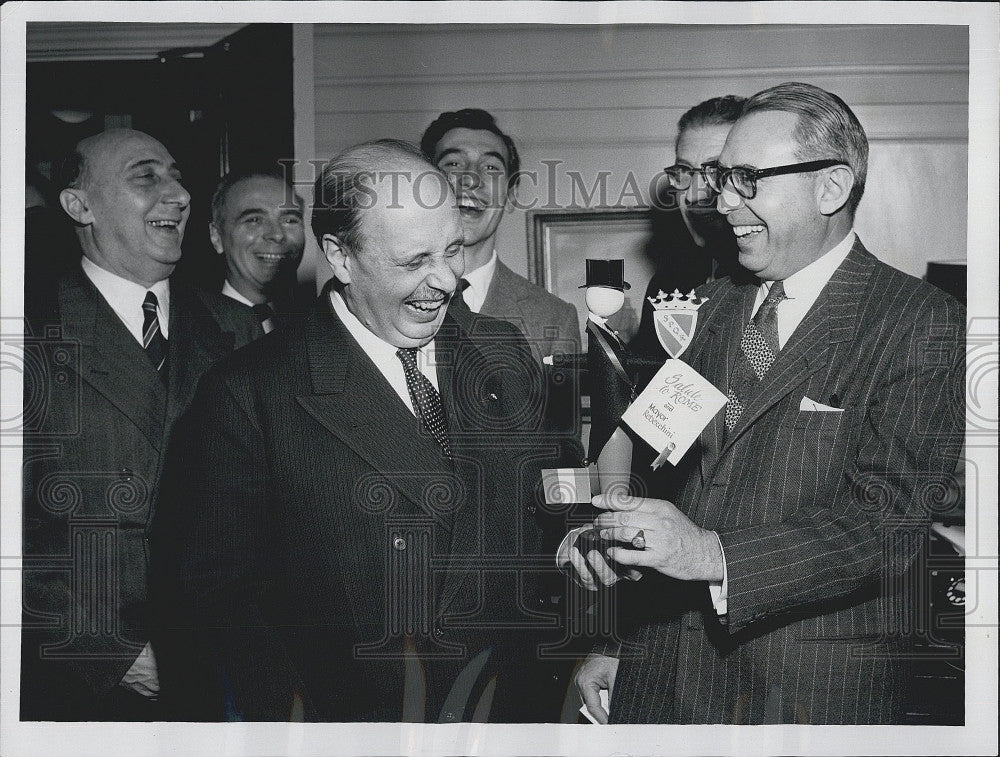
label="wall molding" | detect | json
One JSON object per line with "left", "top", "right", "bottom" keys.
{"left": 26, "top": 23, "right": 244, "bottom": 61}
{"left": 314, "top": 63, "right": 968, "bottom": 89}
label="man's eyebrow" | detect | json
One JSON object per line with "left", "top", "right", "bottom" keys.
{"left": 234, "top": 206, "right": 269, "bottom": 219}
{"left": 126, "top": 157, "right": 176, "bottom": 171}
{"left": 481, "top": 150, "right": 508, "bottom": 166}
{"left": 435, "top": 148, "right": 465, "bottom": 161}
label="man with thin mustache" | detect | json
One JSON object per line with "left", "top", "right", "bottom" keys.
{"left": 166, "top": 139, "right": 576, "bottom": 722}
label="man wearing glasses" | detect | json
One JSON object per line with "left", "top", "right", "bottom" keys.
{"left": 570, "top": 82, "right": 965, "bottom": 724}
{"left": 630, "top": 95, "right": 746, "bottom": 362}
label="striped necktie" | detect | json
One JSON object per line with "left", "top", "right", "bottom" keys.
{"left": 141, "top": 291, "right": 167, "bottom": 379}
{"left": 397, "top": 347, "right": 452, "bottom": 458}
{"left": 725, "top": 281, "right": 787, "bottom": 431}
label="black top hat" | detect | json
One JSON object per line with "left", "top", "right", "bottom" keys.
{"left": 580, "top": 258, "right": 631, "bottom": 291}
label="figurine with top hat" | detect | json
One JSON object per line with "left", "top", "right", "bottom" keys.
{"left": 581, "top": 259, "right": 636, "bottom": 497}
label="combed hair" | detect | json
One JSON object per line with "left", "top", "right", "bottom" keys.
{"left": 419, "top": 108, "right": 521, "bottom": 190}
{"left": 743, "top": 82, "right": 869, "bottom": 214}
{"left": 211, "top": 165, "right": 302, "bottom": 227}
{"left": 676, "top": 95, "right": 747, "bottom": 140}
{"left": 310, "top": 138, "right": 432, "bottom": 251}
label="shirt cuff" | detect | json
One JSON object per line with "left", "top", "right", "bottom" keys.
{"left": 707, "top": 531, "right": 728, "bottom": 616}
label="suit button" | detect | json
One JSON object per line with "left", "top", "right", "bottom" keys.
{"left": 433, "top": 626, "right": 445, "bottom": 638}
{"left": 392, "top": 536, "right": 407, "bottom": 551}
{"left": 442, "top": 711, "right": 456, "bottom": 722}
{"left": 526, "top": 504, "right": 537, "bottom": 516}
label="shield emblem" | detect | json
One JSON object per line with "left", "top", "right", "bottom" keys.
{"left": 653, "top": 309, "right": 699, "bottom": 358}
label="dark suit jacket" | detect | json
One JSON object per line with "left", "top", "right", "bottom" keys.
{"left": 220, "top": 279, "right": 316, "bottom": 338}
{"left": 479, "top": 259, "right": 583, "bottom": 454}
{"left": 609, "top": 240, "right": 965, "bottom": 724}
{"left": 20, "top": 265, "right": 258, "bottom": 720}
{"left": 160, "top": 297, "right": 576, "bottom": 722}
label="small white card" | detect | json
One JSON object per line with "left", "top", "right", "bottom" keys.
{"left": 578, "top": 688, "right": 611, "bottom": 724}
{"left": 621, "top": 359, "right": 728, "bottom": 466}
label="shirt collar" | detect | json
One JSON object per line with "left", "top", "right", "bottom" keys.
{"left": 462, "top": 249, "right": 498, "bottom": 294}
{"left": 81, "top": 255, "right": 170, "bottom": 334}
{"left": 329, "top": 289, "right": 434, "bottom": 362}
{"left": 764, "top": 230, "right": 855, "bottom": 301}
{"left": 222, "top": 280, "right": 258, "bottom": 308}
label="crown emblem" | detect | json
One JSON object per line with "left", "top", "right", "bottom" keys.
{"left": 648, "top": 290, "right": 707, "bottom": 358}
{"left": 648, "top": 289, "right": 709, "bottom": 311}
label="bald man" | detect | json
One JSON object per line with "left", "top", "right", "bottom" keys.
{"left": 20, "top": 129, "right": 258, "bottom": 721}
{"left": 164, "top": 140, "right": 576, "bottom": 722}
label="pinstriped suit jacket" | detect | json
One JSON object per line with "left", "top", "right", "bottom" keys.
{"left": 609, "top": 239, "right": 965, "bottom": 724}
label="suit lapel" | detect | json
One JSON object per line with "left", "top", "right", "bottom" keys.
{"left": 164, "top": 282, "right": 237, "bottom": 434}
{"left": 718, "top": 241, "right": 870, "bottom": 456}
{"left": 294, "top": 305, "right": 454, "bottom": 527}
{"left": 694, "top": 282, "right": 755, "bottom": 478}
{"left": 59, "top": 271, "right": 166, "bottom": 450}
{"left": 480, "top": 260, "right": 527, "bottom": 320}
{"left": 433, "top": 315, "right": 516, "bottom": 616}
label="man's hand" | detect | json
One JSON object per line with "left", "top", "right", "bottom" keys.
{"left": 556, "top": 525, "right": 641, "bottom": 590}
{"left": 593, "top": 493, "right": 724, "bottom": 581}
{"left": 575, "top": 653, "right": 619, "bottom": 725}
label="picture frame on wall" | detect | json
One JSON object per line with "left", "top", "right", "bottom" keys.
{"left": 526, "top": 206, "right": 656, "bottom": 343}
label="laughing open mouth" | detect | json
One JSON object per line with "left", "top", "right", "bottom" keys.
{"left": 457, "top": 197, "right": 485, "bottom": 216}
{"left": 732, "top": 224, "right": 765, "bottom": 239}
{"left": 406, "top": 298, "right": 446, "bottom": 314}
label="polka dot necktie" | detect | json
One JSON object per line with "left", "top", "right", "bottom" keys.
{"left": 725, "top": 281, "right": 787, "bottom": 431}
{"left": 141, "top": 291, "right": 168, "bottom": 380}
{"left": 396, "top": 347, "right": 452, "bottom": 458}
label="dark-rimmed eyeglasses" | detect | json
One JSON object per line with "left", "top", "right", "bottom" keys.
{"left": 662, "top": 163, "right": 715, "bottom": 191}
{"left": 702, "top": 159, "right": 845, "bottom": 200}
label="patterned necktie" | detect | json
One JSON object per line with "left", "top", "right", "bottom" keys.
{"left": 251, "top": 302, "right": 276, "bottom": 334}
{"left": 725, "top": 281, "right": 787, "bottom": 431}
{"left": 141, "top": 291, "right": 167, "bottom": 378}
{"left": 396, "top": 347, "right": 452, "bottom": 458}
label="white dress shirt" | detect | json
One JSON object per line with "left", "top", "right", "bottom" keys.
{"left": 460, "top": 249, "right": 498, "bottom": 313}
{"left": 81, "top": 256, "right": 170, "bottom": 340}
{"left": 329, "top": 289, "right": 439, "bottom": 417}
{"left": 79, "top": 255, "right": 165, "bottom": 697}
{"left": 710, "top": 230, "right": 855, "bottom": 615}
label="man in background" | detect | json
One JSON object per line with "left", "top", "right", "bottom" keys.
{"left": 20, "top": 128, "right": 257, "bottom": 720}
{"left": 421, "top": 108, "right": 583, "bottom": 445}
{"left": 630, "top": 95, "right": 746, "bottom": 361}
{"left": 210, "top": 166, "right": 309, "bottom": 335}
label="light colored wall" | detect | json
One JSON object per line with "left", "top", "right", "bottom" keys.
{"left": 302, "top": 23, "right": 968, "bottom": 287}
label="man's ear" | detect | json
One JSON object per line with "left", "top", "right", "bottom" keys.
{"left": 322, "top": 234, "right": 352, "bottom": 284}
{"left": 817, "top": 165, "right": 855, "bottom": 216}
{"left": 59, "top": 188, "right": 93, "bottom": 226}
{"left": 209, "top": 223, "right": 225, "bottom": 255}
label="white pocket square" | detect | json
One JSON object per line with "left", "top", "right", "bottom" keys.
{"left": 800, "top": 396, "right": 844, "bottom": 412}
